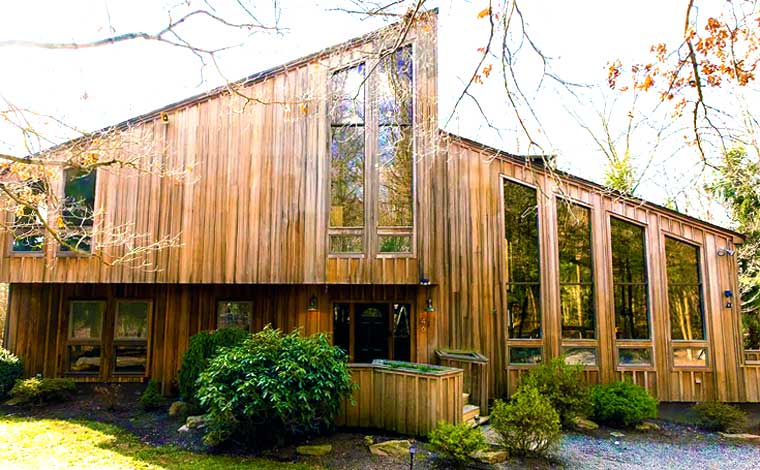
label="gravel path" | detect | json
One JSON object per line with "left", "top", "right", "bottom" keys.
{"left": 484, "top": 422, "right": 760, "bottom": 469}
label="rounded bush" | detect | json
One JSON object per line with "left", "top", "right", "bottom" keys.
{"left": 591, "top": 381, "right": 658, "bottom": 427}
{"left": 490, "top": 386, "right": 562, "bottom": 456}
{"left": 196, "top": 326, "right": 354, "bottom": 448}
{"left": 520, "top": 356, "right": 591, "bottom": 427}
{"left": 429, "top": 421, "right": 488, "bottom": 465}
{"left": 177, "top": 326, "right": 248, "bottom": 405}
{"left": 10, "top": 377, "right": 76, "bottom": 404}
{"left": 691, "top": 401, "right": 748, "bottom": 433}
{"left": 0, "top": 348, "right": 23, "bottom": 398}
{"left": 139, "top": 380, "right": 163, "bottom": 411}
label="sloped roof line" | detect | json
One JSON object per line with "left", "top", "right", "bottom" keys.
{"left": 441, "top": 130, "right": 743, "bottom": 240}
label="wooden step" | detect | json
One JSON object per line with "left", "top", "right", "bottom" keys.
{"left": 465, "top": 414, "right": 489, "bottom": 428}
{"left": 462, "top": 392, "right": 470, "bottom": 404}
{"left": 463, "top": 404, "right": 479, "bottom": 422}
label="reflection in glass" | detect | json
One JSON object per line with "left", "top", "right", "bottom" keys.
{"left": 673, "top": 347, "right": 708, "bottom": 367}
{"left": 557, "top": 202, "right": 595, "bottom": 339}
{"left": 562, "top": 347, "right": 597, "bottom": 366}
{"left": 610, "top": 218, "right": 650, "bottom": 339}
{"left": 217, "top": 301, "right": 252, "bottom": 330}
{"left": 377, "top": 126, "right": 413, "bottom": 229}
{"left": 392, "top": 303, "right": 411, "bottom": 362}
{"left": 115, "top": 302, "right": 149, "bottom": 339}
{"left": 379, "top": 235, "right": 412, "bottom": 253}
{"left": 12, "top": 180, "right": 46, "bottom": 253}
{"left": 68, "top": 345, "right": 101, "bottom": 373}
{"left": 114, "top": 345, "right": 147, "bottom": 374}
{"left": 618, "top": 347, "right": 652, "bottom": 366}
{"left": 504, "top": 180, "right": 541, "bottom": 338}
{"left": 12, "top": 235, "right": 45, "bottom": 253}
{"left": 330, "top": 234, "right": 363, "bottom": 253}
{"left": 510, "top": 347, "right": 542, "bottom": 364}
{"left": 329, "top": 63, "right": 365, "bottom": 124}
{"left": 666, "top": 237, "right": 705, "bottom": 341}
{"left": 333, "top": 303, "right": 350, "bottom": 356}
{"left": 378, "top": 47, "right": 413, "bottom": 125}
{"left": 69, "top": 302, "right": 105, "bottom": 340}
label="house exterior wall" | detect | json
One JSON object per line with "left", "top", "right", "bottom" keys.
{"left": 1, "top": 11, "right": 754, "bottom": 403}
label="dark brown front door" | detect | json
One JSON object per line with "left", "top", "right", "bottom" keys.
{"left": 355, "top": 303, "right": 389, "bottom": 363}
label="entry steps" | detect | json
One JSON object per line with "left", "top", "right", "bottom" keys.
{"left": 462, "top": 392, "right": 488, "bottom": 427}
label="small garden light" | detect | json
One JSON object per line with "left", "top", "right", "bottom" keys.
{"left": 409, "top": 442, "right": 416, "bottom": 469}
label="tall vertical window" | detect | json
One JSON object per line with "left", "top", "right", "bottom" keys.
{"left": 67, "top": 301, "right": 106, "bottom": 374}
{"left": 113, "top": 301, "right": 150, "bottom": 375}
{"left": 329, "top": 63, "right": 366, "bottom": 254}
{"left": 610, "top": 218, "right": 650, "bottom": 340}
{"left": 557, "top": 202, "right": 595, "bottom": 339}
{"left": 504, "top": 180, "right": 541, "bottom": 339}
{"left": 10, "top": 180, "right": 47, "bottom": 253}
{"left": 377, "top": 47, "right": 414, "bottom": 253}
{"left": 666, "top": 237, "right": 705, "bottom": 341}
{"left": 61, "top": 168, "right": 96, "bottom": 253}
{"left": 328, "top": 45, "right": 414, "bottom": 256}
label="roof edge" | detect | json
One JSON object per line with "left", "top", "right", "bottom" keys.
{"left": 441, "top": 130, "right": 744, "bottom": 241}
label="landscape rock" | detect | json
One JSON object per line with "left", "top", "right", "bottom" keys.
{"left": 168, "top": 401, "right": 189, "bottom": 417}
{"left": 610, "top": 431, "right": 625, "bottom": 438}
{"left": 296, "top": 444, "right": 332, "bottom": 456}
{"left": 472, "top": 449, "right": 508, "bottom": 464}
{"left": 571, "top": 416, "right": 599, "bottom": 431}
{"left": 177, "top": 424, "right": 191, "bottom": 433}
{"left": 369, "top": 439, "right": 411, "bottom": 458}
{"left": 185, "top": 415, "right": 208, "bottom": 429}
{"left": 635, "top": 421, "right": 661, "bottom": 432}
{"left": 719, "top": 432, "right": 760, "bottom": 442}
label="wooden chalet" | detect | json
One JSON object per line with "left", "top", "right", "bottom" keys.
{"left": 3, "top": 11, "right": 758, "bottom": 413}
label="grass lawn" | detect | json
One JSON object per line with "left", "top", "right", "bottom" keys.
{"left": 0, "top": 416, "right": 312, "bottom": 470}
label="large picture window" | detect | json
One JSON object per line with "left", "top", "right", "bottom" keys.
{"left": 67, "top": 301, "right": 106, "bottom": 374}
{"left": 610, "top": 218, "right": 650, "bottom": 340}
{"left": 60, "top": 168, "right": 96, "bottom": 253}
{"left": 557, "top": 201, "right": 595, "bottom": 339}
{"left": 328, "top": 45, "right": 414, "bottom": 255}
{"left": 665, "top": 237, "right": 705, "bottom": 341}
{"left": 504, "top": 179, "right": 541, "bottom": 339}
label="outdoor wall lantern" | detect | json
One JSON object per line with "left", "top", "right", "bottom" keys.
{"left": 307, "top": 295, "right": 318, "bottom": 312}
{"left": 425, "top": 298, "right": 435, "bottom": 312}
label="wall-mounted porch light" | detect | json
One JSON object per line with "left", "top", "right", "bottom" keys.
{"left": 425, "top": 298, "right": 435, "bottom": 312}
{"left": 717, "top": 247, "right": 735, "bottom": 257}
{"left": 307, "top": 295, "right": 318, "bottom": 312}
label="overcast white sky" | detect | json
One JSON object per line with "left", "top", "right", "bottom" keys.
{"left": 0, "top": 0, "right": 731, "bottom": 220}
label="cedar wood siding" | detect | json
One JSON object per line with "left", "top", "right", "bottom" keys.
{"left": 2, "top": 10, "right": 754, "bottom": 402}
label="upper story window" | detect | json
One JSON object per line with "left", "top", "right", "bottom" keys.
{"left": 557, "top": 201, "right": 595, "bottom": 339}
{"left": 665, "top": 237, "right": 705, "bottom": 341}
{"left": 610, "top": 217, "right": 650, "bottom": 340}
{"left": 504, "top": 179, "right": 541, "bottom": 339}
{"left": 60, "top": 168, "right": 96, "bottom": 253}
{"left": 328, "top": 46, "right": 414, "bottom": 255}
{"left": 10, "top": 180, "right": 47, "bottom": 253}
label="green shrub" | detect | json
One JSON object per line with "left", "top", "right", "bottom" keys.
{"left": 177, "top": 326, "right": 248, "bottom": 405}
{"left": 10, "top": 377, "right": 76, "bottom": 404}
{"left": 591, "top": 381, "right": 658, "bottom": 427}
{"left": 0, "top": 348, "right": 23, "bottom": 398}
{"left": 196, "top": 326, "right": 354, "bottom": 448}
{"left": 691, "top": 401, "right": 748, "bottom": 433}
{"left": 490, "top": 386, "right": 562, "bottom": 457}
{"left": 139, "top": 380, "right": 163, "bottom": 411}
{"left": 520, "top": 356, "right": 591, "bottom": 427}
{"left": 429, "top": 421, "right": 488, "bottom": 466}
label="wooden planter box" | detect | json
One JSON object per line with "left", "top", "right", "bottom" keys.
{"left": 336, "top": 361, "right": 464, "bottom": 436}
{"left": 436, "top": 350, "right": 489, "bottom": 415}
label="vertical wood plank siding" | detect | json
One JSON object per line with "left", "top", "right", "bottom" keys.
{"left": 1, "top": 12, "right": 751, "bottom": 403}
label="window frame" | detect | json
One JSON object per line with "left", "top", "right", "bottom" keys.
{"left": 607, "top": 214, "right": 655, "bottom": 369}
{"left": 7, "top": 180, "right": 47, "bottom": 257}
{"left": 501, "top": 175, "right": 544, "bottom": 365}
{"left": 112, "top": 299, "right": 152, "bottom": 377}
{"left": 326, "top": 43, "right": 417, "bottom": 259}
{"left": 57, "top": 167, "right": 97, "bottom": 257}
{"left": 216, "top": 300, "right": 254, "bottom": 331}
{"left": 66, "top": 300, "right": 107, "bottom": 376}
{"left": 662, "top": 232, "right": 710, "bottom": 370}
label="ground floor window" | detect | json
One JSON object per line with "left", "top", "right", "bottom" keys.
{"left": 66, "top": 299, "right": 151, "bottom": 378}
{"left": 332, "top": 302, "right": 411, "bottom": 363}
{"left": 217, "top": 301, "right": 253, "bottom": 330}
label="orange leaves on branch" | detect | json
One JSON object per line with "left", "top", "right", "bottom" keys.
{"left": 607, "top": 60, "right": 622, "bottom": 88}
{"left": 477, "top": 7, "right": 491, "bottom": 19}
{"left": 482, "top": 63, "right": 493, "bottom": 78}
